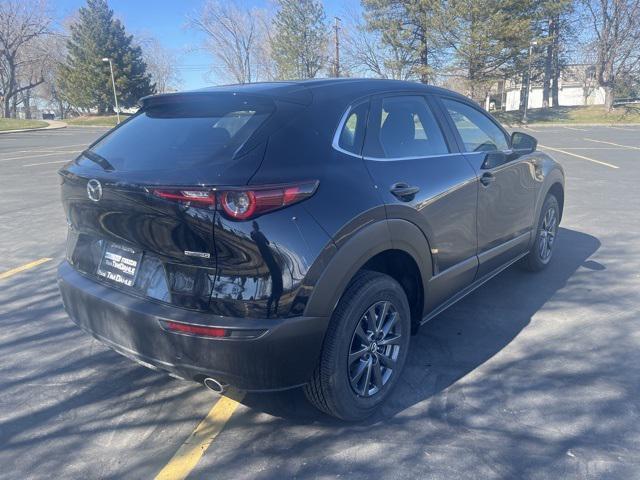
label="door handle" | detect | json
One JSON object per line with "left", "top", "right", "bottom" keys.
{"left": 390, "top": 182, "right": 420, "bottom": 201}
{"left": 480, "top": 172, "right": 495, "bottom": 186}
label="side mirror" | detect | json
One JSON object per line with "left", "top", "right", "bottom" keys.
{"left": 511, "top": 131, "right": 537, "bottom": 154}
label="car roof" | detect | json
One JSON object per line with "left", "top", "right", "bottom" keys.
{"left": 142, "top": 78, "right": 472, "bottom": 107}
{"left": 200, "top": 78, "right": 470, "bottom": 101}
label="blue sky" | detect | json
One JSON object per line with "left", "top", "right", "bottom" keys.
{"left": 52, "top": 0, "right": 356, "bottom": 90}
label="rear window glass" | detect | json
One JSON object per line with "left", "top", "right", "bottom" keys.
{"left": 84, "top": 95, "right": 274, "bottom": 171}
{"left": 338, "top": 102, "right": 368, "bottom": 155}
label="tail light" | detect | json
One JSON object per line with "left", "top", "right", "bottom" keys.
{"left": 153, "top": 189, "right": 215, "bottom": 206}
{"left": 152, "top": 181, "right": 318, "bottom": 220}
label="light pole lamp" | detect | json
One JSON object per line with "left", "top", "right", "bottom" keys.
{"left": 102, "top": 57, "right": 120, "bottom": 124}
{"left": 523, "top": 41, "right": 538, "bottom": 124}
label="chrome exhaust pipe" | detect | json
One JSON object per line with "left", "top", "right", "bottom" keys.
{"left": 203, "top": 377, "right": 226, "bottom": 394}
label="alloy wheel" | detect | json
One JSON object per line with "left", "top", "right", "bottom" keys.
{"left": 538, "top": 206, "right": 557, "bottom": 263}
{"left": 348, "top": 300, "right": 402, "bottom": 397}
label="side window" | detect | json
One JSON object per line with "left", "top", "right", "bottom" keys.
{"left": 442, "top": 98, "right": 509, "bottom": 153}
{"left": 371, "top": 95, "right": 449, "bottom": 158}
{"left": 338, "top": 102, "right": 368, "bottom": 155}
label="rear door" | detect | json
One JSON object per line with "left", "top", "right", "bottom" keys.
{"left": 361, "top": 93, "right": 479, "bottom": 309}
{"left": 438, "top": 96, "right": 537, "bottom": 278}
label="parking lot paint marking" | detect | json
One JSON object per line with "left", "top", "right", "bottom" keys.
{"left": 1, "top": 150, "right": 82, "bottom": 163}
{"left": 0, "top": 258, "right": 52, "bottom": 280}
{"left": 539, "top": 144, "right": 619, "bottom": 169}
{"left": 23, "top": 159, "right": 73, "bottom": 167}
{"left": 154, "top": 393, "right": 244, "bottom": 480}
{"left": 583, "top": 137, "right": 640, "bottom": 151}
{"left": 607, "top": 126, "right": 639, "bottom": 131}
{"left": 559, "top": 147, "right": 626, "bottom": 150}
{"left": 2, "top": 143, "right": 89, "bottom": 156}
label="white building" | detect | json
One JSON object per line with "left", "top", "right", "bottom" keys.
{"left": 501, "top": 64, "right": 606, "bottom": 111}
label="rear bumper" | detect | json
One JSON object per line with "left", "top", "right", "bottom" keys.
{"left": 57, "top": 261, "right": 329, "bottom": 391}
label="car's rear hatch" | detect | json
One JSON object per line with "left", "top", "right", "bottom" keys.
{"left": 60, "top": 88, "right": 311, "bottom": 311}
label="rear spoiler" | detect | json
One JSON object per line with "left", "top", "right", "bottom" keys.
{"left": 139, "top": 86, "right": 312, "bottom": 109}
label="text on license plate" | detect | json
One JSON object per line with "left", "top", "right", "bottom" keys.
{"left": 96, "top": 243, "right": 142, "bottom": 287}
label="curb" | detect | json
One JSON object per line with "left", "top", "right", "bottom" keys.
{"left": 0, "top": 120, "right": 67, "bottom": 134}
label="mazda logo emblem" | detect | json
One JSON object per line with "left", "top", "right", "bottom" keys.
{"left": 87, "top": 179, "right": 103, "bottom": 202}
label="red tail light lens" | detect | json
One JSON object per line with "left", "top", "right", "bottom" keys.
{"left": 220, "top": 190, "right": 257, "bottom": 219}
{"left": 153, "top": 181, "right": 318, "bottom": 220}
{"left": 219, "top": 181, "right": 318, "bottom": 220}
{"left": 165, "top": 321, "right": 228, "bottom": 337}
{"left": 153, "top": 189, "right": 215, "bottom": 206}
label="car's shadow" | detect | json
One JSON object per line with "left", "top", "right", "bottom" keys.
{"left": 239, "top": 227, "right": 601, "bottom": 424}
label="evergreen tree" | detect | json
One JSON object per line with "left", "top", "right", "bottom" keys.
{"left": 60, "top": 0, "right": 154, "bottom": 114}
{"left": 271, "top": 0, "right": 328, "bottom": 80}
{"left": 436, "top": 0, "right": 537, "bottom": 102}
{"left": 535, "top": 0, "right": 574, "bottom": 108}
{"left": 362, "top": 0, "right": 443, "bottom": 83}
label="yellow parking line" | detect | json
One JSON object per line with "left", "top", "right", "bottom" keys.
{"left": 583, "top": 138, "right": 640, "bottom": 151}
{"left": 0, "top": 258, "right": 52, "bottom": 280}
{"left": 154, "top": 393, "right": 244, "bottom": 480}
{"left": 539, "top": 144, "right": 619, "bottom": 169}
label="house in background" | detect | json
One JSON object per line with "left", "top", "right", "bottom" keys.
{"left": 500, "top": 64, "right": 605, "bottom": 111}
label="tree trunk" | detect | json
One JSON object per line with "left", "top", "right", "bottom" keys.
{"left": 604, "top": 86, "right": 614, "bottom": 111}
{"left": 542, "top": 19, "right": 554, "bottom": 109}
{"left": 520, "top": 71, "right": 528, "bottom": 112}
{"left": 23, "top": 91, "right": 31, "bottom": 119}
{"left": 3, "top": 97, "right": 10, "bottom": 118}
{"left": 550, "top": 15, "right": 561, "bottom": 107}
{"left": 419, "top": 29, "right": 429, "bottom": 84}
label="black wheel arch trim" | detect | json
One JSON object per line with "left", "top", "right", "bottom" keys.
{"left": 304, "top": 219, "right": 433, "bottom": 319}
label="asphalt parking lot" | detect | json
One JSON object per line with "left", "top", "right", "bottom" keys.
{"left": 1, "top": 123, "right": 639, "bottom": 479}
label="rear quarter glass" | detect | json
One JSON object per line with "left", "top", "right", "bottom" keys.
{"left": 79, "top": 94, "right": 276, "bottom": 173}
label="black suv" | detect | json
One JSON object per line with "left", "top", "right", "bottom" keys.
{"left": 58, "top": 79, "right": 564, "bottom": 420}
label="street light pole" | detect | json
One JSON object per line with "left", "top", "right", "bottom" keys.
{"left": 102, "top": 57, "right": 120, "bottom": 124}
{"left": 523, "top": 41, "right": 537, "bottom": 124}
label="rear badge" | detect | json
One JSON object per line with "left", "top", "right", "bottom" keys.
{"left": 87, "top": 179, "right": 102, "bottom": 202}
{"left": 184, "top": 251, "right": 211, "bottom": 259}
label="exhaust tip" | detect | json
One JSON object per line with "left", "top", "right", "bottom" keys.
{"left": 203, "top": 377, "right": 226, "bottom": 394}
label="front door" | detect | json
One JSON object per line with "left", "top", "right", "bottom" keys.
{"left": 439, "top": 97, "right": 537, "bottom": 278}
{"left": 361, "top": 94, "right": 479, "bottom": 309}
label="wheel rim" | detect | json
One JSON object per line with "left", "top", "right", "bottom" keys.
{"left": 538, "top": 206, "right": 557, "bottom": 263}
{"left": 348, "top": 300, "right": 402, "bottom": 398}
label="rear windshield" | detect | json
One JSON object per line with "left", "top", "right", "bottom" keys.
{"left": 83, "top": 94, "right": 274, "bottom": 171}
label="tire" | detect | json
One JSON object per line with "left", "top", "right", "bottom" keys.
{"left": 521, "top": 194, "right": 560, "bottom": 272}
{"left": 304, "top": 270, "right": 411, "bottom": 421}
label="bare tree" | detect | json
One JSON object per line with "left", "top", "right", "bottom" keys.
{"left": 0, "top": 0, "right": 51, "bottom": 117}
{"left": 582, "top": 0, "right": 640, "bottom": 110}
{"left": 139, "top": 37, "right": 182, "bottom": 93}
{"left": 188, "top": 0, "right": 267, "bottom": 84}
{"left": 36, "top": 32, "right": 75, "bottom": 118}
